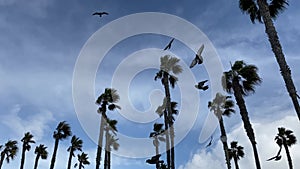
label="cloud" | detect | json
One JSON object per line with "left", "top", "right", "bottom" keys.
{"left": 179, "top": 115, "right": 300, "bottom": 169}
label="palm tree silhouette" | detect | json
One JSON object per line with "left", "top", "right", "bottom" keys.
{"left": 149, "top": 123, "right": 165, "bottom": 169}
{"left": 155, "top": 55, "right": 182, "bottom": 169}
{"left": 104, "top": 118, "right": 119, "bottom": 169}
{"left": 95, "top": 88, "right": 120, "bottom": 169}
{"left": 223, "top": 60, "right": 262, "bottom": 169}
{"left": 208, "top": 93, "right": 235, "bottom": 169}
{"left": 228, "top": 141, "right": 245, "bottom": 169}
{"left": 67, "top": 135, "right": 83, "bottom": 169}
{"left": 239, "top": 0, "right": 300, "bottom": 120}
{"left": 0, "top": 140, "right": 18, "bottom": 169}
{"left": 75, "top": 152, "right": 90, "bottom": 169}
{"left": 275, "top": 127, "right": 297, "bottom": 169}
{"left": 33, "top": 144, "right": 48, "bottom": 169}
{"left": 20, "top": 132, "right": 35, "bottom": 169}
{"left": 50, "top": 121, "right": 72, "bottom": 169}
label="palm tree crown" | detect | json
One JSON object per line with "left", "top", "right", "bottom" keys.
{"left": 53, "top": 121, "right": 72, "bottom": 140}
{"left": 0, "top": 140, "right": 18, "bottom": 169}
{"left": 34, "top": 144, "right": 48, "bottom": 159}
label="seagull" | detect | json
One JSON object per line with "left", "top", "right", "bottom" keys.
{"left": 92, "top": 12, "right": 109, "bottom": 17}
{"left": 195, "top": 80, "right": 209, "bottom": 91}
{"left": 163, "top": 38, "right": 175, "bottom": 50}
{"left": 266, "top": 155, "right": 282, "bottom": 161}
{"left": 205, "top": 136, "right": 213, "bottom": 148}
{"left": 190, "top": 44, "right": 204, "bottom": 68}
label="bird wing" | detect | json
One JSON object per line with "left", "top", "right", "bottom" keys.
{"left": 92, "top": 12, "right": 99, "bottom": 15}
{"left": 189, "top": 58, "right": 197, "bottom": 68}
{"left": 197, "top": 44, "right": 204, "bottom": 56}
{"left": 266, "top": 156, "right": 276, "bottom": 161}
{"left": 163, "top": 45, "right": 170, "bottom": 50}
{"left": 102, "top": 12, "right": 109, "bottom": 15}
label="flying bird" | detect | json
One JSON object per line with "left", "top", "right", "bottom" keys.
{"left": 163, "top": 38, "right": 175, "bottom": 50}
{"left": 266, "top": 155, "right": 282, "bottom": 161}
{"left": 92, "top": 12, "right": 109, "bottom": 17}
{"left": 190, "top": 44, "right": 204, "bottom": 68}
{"left": 146, "top": 154, "right": 163, "bottom": 164}
{"left": 195, "top": 80, "right": 209, "bottom": 91}
{"left": 205, "top": 136, "right": 213, "bottom": 148}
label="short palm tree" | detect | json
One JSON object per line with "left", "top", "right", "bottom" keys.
{"left": 155, "top": 55, "right": 182, "bottom": 169}
{"left": 75, "top": 152, "right": 90, "bottom": 169}
{"left": 33, "top": 144, "right": 48, "bottom": 169}
{"left": 223, "top": 60, "right": 262, "bottom": 169}
{"left": 275, "top": 127, "right": 297, "bottom": 169}
{"left": 20, "top": 132, "right": 35, "bottom": 169}
{"left": 104, "top": 118, "right": 119, "bottom": 169}
{"left": 0, "top": 140, "right": 18, "bottom": 169}
{"left": 50, "top": 121, "right": 72, "bottom": 169}
{"left": 228, "top": 141, "right": 245, "bottom": 169}
{"left": 150, "top": 123, "right": 165, "bottom": 169}
{"left": 95, "top": 88, "right": 120, "bottom": 169}
{"left": 67, "top": 135, "right": 83, "bottom": 169}
{"left": 208, "top": 93, "right": 235, "bottom": 169}
{"left": 239, "top": 0, "right": 300, "bottom": 121}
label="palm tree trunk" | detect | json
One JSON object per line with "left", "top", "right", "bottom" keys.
{"left": 257, "top": 0, "right": 300, "bottom": 121}
{"left": 50, "top": 138, "right": 60, "bottom": 169}
{"left": 104, "top": 150, "right": 108, "bottom": 169}
{"left": 233, "top": 156, "right": 239, "bottom": 169}
{"left": 155, "top": 138, "right": 160, "bottom": 169}
{"left": 170, "top": 121, "right": 175, "bottom": 169}
{"left": 232, "top": 78, "right": 261, "bottom": 169}
{"left": 0, "top": 153, "right": 5, "bottom": 169}
{"left": 219, "top": 117, "right": 231, "bottom": 169}
{"left": 104, "top": 130, "right": 109, "bottom": 169}
{"left": 108, "top": 151, "right": 111, "bottom": 169}
{"left": 163, "top": 72, "right": 172, "bottom": 169}
{"left": 78, "top": 161, "right": 83, "bottom": 169}
{"left": 96, "top": 116, "right": 105, "bottom": 169}
{"left": 67, "top": 150, "right": 73, "bottom": 169}
{"left": 20, "top": 145, "right": 26, "bottom": 169}
{"left": 283, "top": 143, "right": 293, "bottom": 169}
{"left": 33, "top": 154, "right": 40, "bottom": 169}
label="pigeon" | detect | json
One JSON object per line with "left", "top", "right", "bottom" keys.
{"left": 190, "top": 44, "right": 204, "bottom": 68}
{"left": 163, "top": 38, "right": 175, "bottom": 50}
{"left": 92, "top": 12, "right": 109, "bottom": 17}
{"left": 195, "top": 80, "right": 209, "bottom": 91}
{"left": 266, "top": 155, "right": 282, "bottom": 161}
{"left": 205, "top": 136, "right": 213, "bottom": 148}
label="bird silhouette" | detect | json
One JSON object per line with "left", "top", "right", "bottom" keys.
{"left": 190, "top": 44, "right": 204, "bottom": 68}
{"left": 163, "top": 38, "right": 175, "bottom": 50}
{"left": 195, "top": 80, "right": 209, "bottom": 91}
{"left": 92, "top": 12, "right": 109, "bottom": 17}
{"left": 146, "top": 154, "right": 163, "bottom": 164}
{"left": 266, "top": 155, "right": 282, "bottom": 161}
{"left": 205, "top": 136, "right": 213, "bottom": 148}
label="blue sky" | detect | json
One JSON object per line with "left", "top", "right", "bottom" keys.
{"left": 1, "top": 0, "right": 300, "bottom": 169}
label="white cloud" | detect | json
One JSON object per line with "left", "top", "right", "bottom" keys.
{"left": 179, "top": 115, "right": 300, "bottom": 169}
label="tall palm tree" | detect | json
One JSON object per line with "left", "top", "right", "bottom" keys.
{"left": 275, "top": 127, "right": 297, "bottom": 169}
{"left": 222, "top": 60, "right": 262, "bottom": 169}
{"left": 50, "top": 121, "right": 72, "bottom": 169}
{"left": 95, "top": 88, "right": 120, "bottom": 169}
{"left": 75, "top": 152, "right": 90, "bottom": 169}
{"left": 67, "top": 135, "right": 83, "bottom": 169}
{"left": 20, "top": 132, "right": 35, "bottom": 169}
{"left": 208, "top": 93, "right": 235, "bottom": 169}
{"left": 34, "top": 144, "right": 48, "bottom": 169}
{"left": 239, "top": 0, "right": 300, "bottom": 121}
{"left": 155, "top": 55, "right": 182, "bottom": 169}
{"left": 150, "top": 123, "right": 165, "bottom": 169}
{"left": 104, "top": 118, "right": 119, "bottom": 169}
{"left": 0, "top": 140, "right": 18, "bottom": 169}
{"left": 228, "top": 141, "right": 245, "bottom": 169}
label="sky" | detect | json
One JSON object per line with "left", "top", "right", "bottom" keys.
{"left": 0, "top": 0, "right": 300, "bottom": 169}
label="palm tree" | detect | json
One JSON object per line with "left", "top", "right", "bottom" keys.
{"left": 239, "top": 0, "right": 300, "bottom": 121}
{"left": 104, "top": 118, "right": 119, "bottom": 169}
{"left": 34, "top": 144, "right": 48, "bottom": 169}
{"left": 20, "top": 132, "right": 35, "bottom": 169}
{"left": 50, "top": 121, "right": 72, "bottom": 169}
{"left": 95, "top": 88, "right": 120, "bottom": 169}
{"left": 222, "top": 60, "right": 262, "bottom": 169}
{"left": 228, "top": 141, "right": 245, "bottom": 169}
{"left": 67, "top": 135, "right": 83, "bottom": 169}
{"left": 155, "top": 55, "right": 182, "bottom": 169}
{"left": 275, "top": 127, "right": 297, "bottom": 169}
{"left": 75, "top": 152, "right": 90, "bottom": 169}
{"left": 149, "top": 123, "right": 165, "bottom": 169}
{"left": 0, "top": 140, "right": 18, "bottom": 169}
{"left": 208, "top": 93, "right": 235, "bottom": 169}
